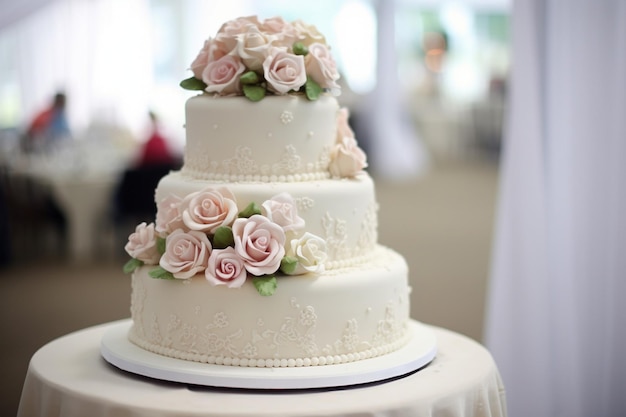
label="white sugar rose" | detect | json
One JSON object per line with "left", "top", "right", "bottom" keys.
{"left": 215, "top": 16, "right": 262, "bottom": 54}
{"left": 233, "top": 214, "right": 286, "bottom": 276}
{"left": 261, "top": 192, "right": 305, "bottom": 234}
{"left": 160, "top": 229, "right": 212, "bottom": 279}
{"left": 206, "top": 247, "right": 247, "bottom": 288}
{"left": 286, "top": 232, "right": 327, "bottom": 275}
{"left": 203, "top": 55, "right": 246, "bottom": 95}
{"left": 329, "top": 136, "right": 368, "bottom": 178}
{"left": 235, "top": 25, "right": 276, "bottom": 71}
{"left": 181, "top": 187, "right": 238, "bottom": 233}
{"left": 125, "top": 222, "right": 161, "bottom": 264}
{"left": 155, "top": 194, "right": 184, "bottom": 236}
{"left": 305, "top": 43, "right": 340, "bottom": 92}
{"left": 292, "top": 20, "right": 326, "bottom": 45}
{"left": 263, "top": 47, "right": 306, "bottom": 95}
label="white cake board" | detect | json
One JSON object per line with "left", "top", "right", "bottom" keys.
{"left": 100, "top": 319, "right": 436, "bottom": 390}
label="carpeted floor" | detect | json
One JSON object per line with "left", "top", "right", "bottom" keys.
{"left": 0, "top": 155, "right": 499, "bottom": 416}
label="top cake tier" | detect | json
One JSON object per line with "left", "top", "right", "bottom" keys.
{"left": 178, "top": 16, "right": 367, "bottom": 182}
{"left": 181, "top": 94, "right": 342, "bottom": 181}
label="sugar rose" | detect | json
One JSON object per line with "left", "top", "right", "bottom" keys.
{"left": 263, "top": 47, "right": 306, "bottom": 95}
{"left": 190, "top": 39, "right": 230, "bottom": 80}
{"left": 233, "top": 214, "right": 286, "bottom": 276}
{"left": 235, "top": 25, "right": 275, "bottom": 71}
{"left": 218, "top": 15, "right": 262, "bottom": 37}
{"left": 155, "top": 194, "right": 184, "bottom": 236}
{"left": 292, "top": 20, "right": 326, "bottom": 45}
{"left": 160, "top": 229, "right": 212, "bottom": 279}
{"left": 261, "top": 192, "right": 305, "bottom": 234}
{"left": 203, "top": 55, "right": 246, "bottom": 95}
{"left": 336, "top": 107, "right": 355, "bottom": 140}
{"left": 190, "top": 40, "right": 211, "bottom": 79}
{"left": 286, "top": 232, "right": 327, "bottom": 275}
{"left": 329, "top": 136, "right": 368, "bottom": 178}
{"left": 305, "top": 43, "right": 340, "bottom": 92}
{"left": 181, "top": 187, "right": 238, "bottom": 233}
{"left": 206, "top": 247, "right": 247, "bottom": 288}
{"left": 261, "top": 16, "right": 298, "bottom": 45}
{"left": 125, "top": 222, "right": 161, "bottom": 264}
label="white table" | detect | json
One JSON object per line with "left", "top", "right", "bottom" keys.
{"left": 46, "top": 172, "right": 118, "bottom": 262}
{"left": 18, "top": 320, "right": 507, "bottom": 417}
{"left": 8, "top": 142, "right": 133, "bottom": 262}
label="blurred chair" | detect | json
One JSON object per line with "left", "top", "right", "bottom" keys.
{"left": 0, "top": 166, "right": 66, "bottom": 263}
{"left": 111, "top": 162, "right": 179, "bottom": 254}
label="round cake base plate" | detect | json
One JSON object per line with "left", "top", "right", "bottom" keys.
{"left": 100, "top": 319, "right": 436, "bottom": 390}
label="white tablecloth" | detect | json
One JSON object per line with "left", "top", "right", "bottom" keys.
{"left": 17, "top": 320, "right": 506, "bottom": 417}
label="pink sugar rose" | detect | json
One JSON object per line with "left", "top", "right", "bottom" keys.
{"left": 336, "top": 107, "right": 355, "bottom": 140}
{"left": 263, "top": 47, "right": 307, "bottom": 95}
{"left": 217, "top": 15, "right": 262, "bottom": 37}
{"left": 261, "top": 16, "right": 290, "bottom": 34}
{"left": 190, "top": 40, "right": 211, "bottom": 79}
{"left": 190, "top": 39, "right": 229, "bottom": 79}
{"left": 232, "top": 214, "right": 286, "bottom": 276}
{"left": 181, "top": 187, "right": 238, "bottom": 233}
{"left": 205, "top": 247, "right": 247, "bottom": 288}
{"left": 203, "top": 55, "right": 246, "bottom": 95}
{"left": 235, "top": 25, "right": 276, "bottom": 71}
{"left": 160, "top": 229, "right": 212, "bottom": 279}
{"left": 261, "top": 192, "right": 305, "bottom": 234}
{"left": 261, "top": 17, "right": 298, "bottom": 45}
{"left": 305, "top": 43, "right": 340, "bottom": 92}
{"left": 155, "top": 194, "right": 184, "bottom": 236}
{"left": 329, "top": 136, "right": 368, "bottom": 178}
{"left": 125, "top": 222, "right": 161, "bottom": 265}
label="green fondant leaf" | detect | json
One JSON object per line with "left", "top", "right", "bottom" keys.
{"left": 213, "top": 226, "right": 235, "bottom": 249}
{"left": 293, "top": 42, "right": 309, "bottom": 56}
{"left": 304, "top": 77, "right": 322, "bottom": 101}
{"left": 243, "top": 85, "right": 266, "bottom": 102}
{"left": 156, "top": 236, "right": 167, "bottom": 255}
{"left": 253, "top": 275, "right": 277, "bottom": 296}
{"left": 123, "top": 258, "right": 143, "bottom": 274}
{"left": 149, "top": 267, "right": 175, "bottom": 280}
{"left": 280, "top": 256, "right": 298, "bottom": 275}
{"left": 180, "top": 76, "right": 207, "bottom": 91}
{"left": 240, "top": 71, "right": 260, "bottom": 85}
{"left": 238, "top": 202, "right": 262, "bottom": 218}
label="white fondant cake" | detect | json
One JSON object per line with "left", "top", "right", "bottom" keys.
{"left": 123, "top": 16, "right": 414, "bottom": 369}
{"left": 182, "top": 95, "right": 338, "bottom": 181}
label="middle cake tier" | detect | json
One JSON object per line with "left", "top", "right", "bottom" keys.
{"left": 156, "top": 171, "right": 378, "bottom": 269}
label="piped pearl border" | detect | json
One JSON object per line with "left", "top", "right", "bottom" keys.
{"left": 180, "top": 166, "right": 331, "bottom": 183}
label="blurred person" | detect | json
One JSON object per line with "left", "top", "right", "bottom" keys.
{"left": 23, "top": 91, "right": 71, "bottom": 152}
{"left": 134, "top": 111, "right": 178, "bottom": 168}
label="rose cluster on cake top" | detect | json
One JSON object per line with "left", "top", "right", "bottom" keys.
{"left": 180, "top": 15, "right": 341, "bottom": 101}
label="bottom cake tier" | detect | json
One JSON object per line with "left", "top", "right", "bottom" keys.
{"left": 129, "top": 245, "right": 411, "bottom": 368}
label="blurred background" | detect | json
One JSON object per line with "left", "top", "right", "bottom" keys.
{"left": 0, "top": 0, "right": 509, "bottom": 415}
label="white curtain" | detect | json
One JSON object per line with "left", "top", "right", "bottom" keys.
{"left": 362, "top": 0, "right": 429, "bottom": 179}
{"left": 3, "top": 0, "right": 153, "bottom": 136}
{"left": 485, "top": 1, "right": 626, "bottom": 417}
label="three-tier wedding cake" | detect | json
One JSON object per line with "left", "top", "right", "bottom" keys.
{"left": 121, "top": 16, "right": 421, "bottom": 371}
